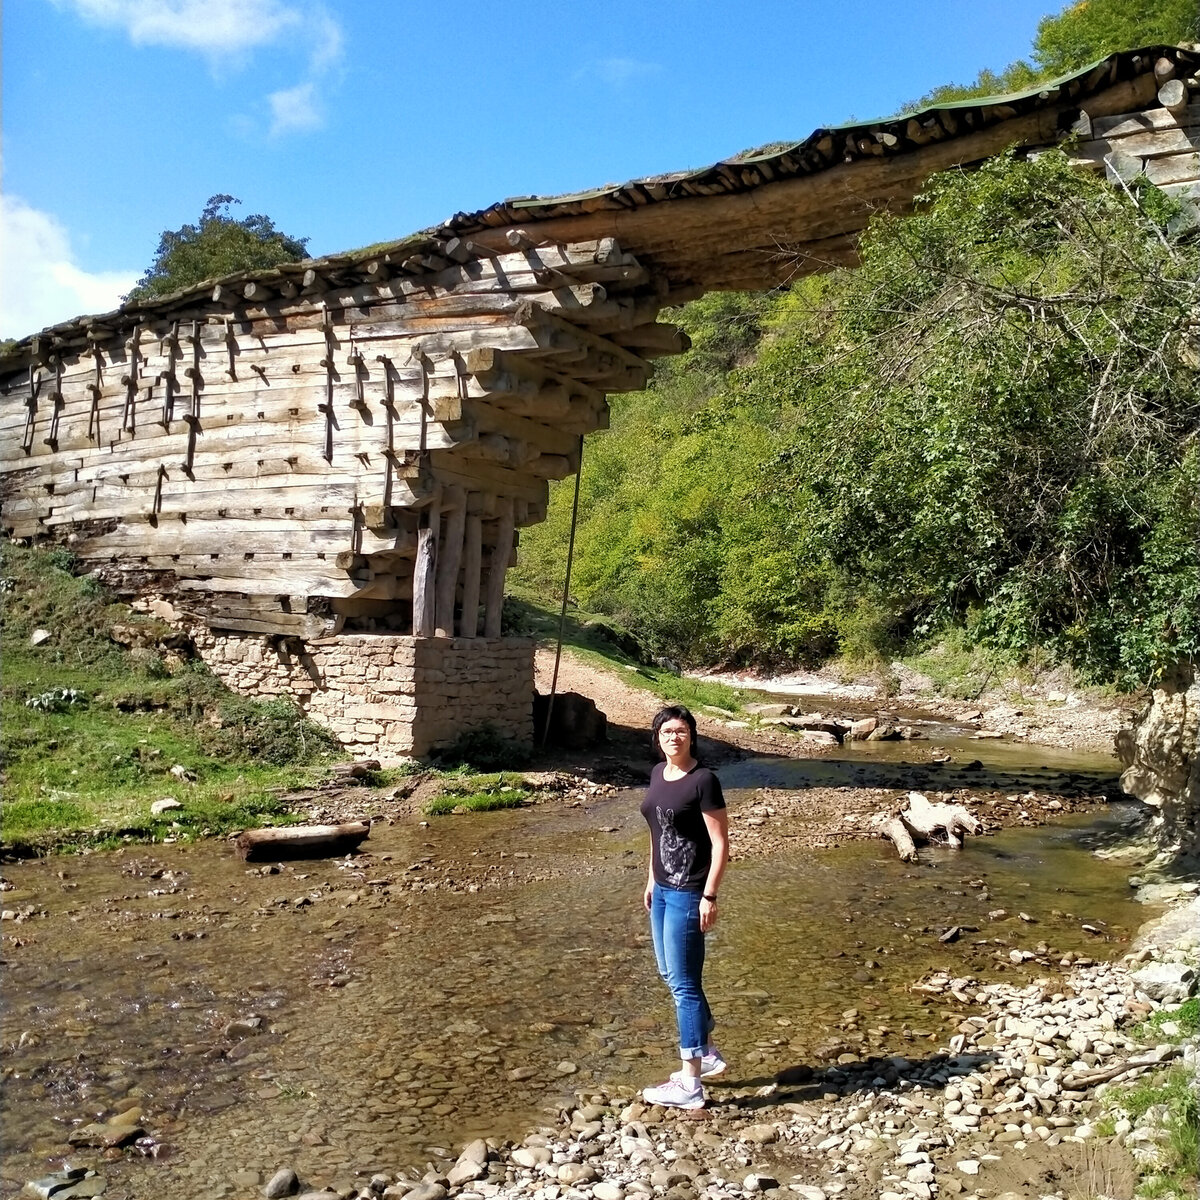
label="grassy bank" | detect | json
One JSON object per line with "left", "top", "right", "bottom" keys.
{"left": 504, "top": 590, "right": 753, "bottom": 715}
{"left": 1, "top": 544, "right": 339, "bottom": 854}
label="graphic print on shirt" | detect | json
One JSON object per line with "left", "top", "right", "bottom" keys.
{"left": 656, "top": 805, "right": 695, "bottom": 887}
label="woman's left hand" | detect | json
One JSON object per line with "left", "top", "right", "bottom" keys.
{"left": 699, "top": 896, "right": 717, "bottom": 932}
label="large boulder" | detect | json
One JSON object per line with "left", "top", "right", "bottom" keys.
{"left": 1116, "top": 662, "right": 1200, "bottom": 865}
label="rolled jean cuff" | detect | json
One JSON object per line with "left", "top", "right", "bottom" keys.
{"left": 679, "top": 1043, "right": 706, "bottom": 1060}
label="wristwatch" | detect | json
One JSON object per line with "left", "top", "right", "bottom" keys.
{"left": 703, "top": 893, "right": 718, "bottom": 902}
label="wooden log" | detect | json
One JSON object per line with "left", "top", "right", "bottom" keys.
{"left": 234, "top": 821, "right": 371, "bottom": 861}
{"left": 901, "top": 791, "right": 982, "bottom": 848}
{"left": 434, "top": 485, "right": 466, "bottom": 637}
{"left": 871, "top": 813, "right": 919, "bottom": 862}
{"left": 459, "top": 510, "right": 483, "bottom": 638}
{"left": 1158, "top": 80, "right": 1188, "bottom": 115}
{"left": 412, "top": 492, "right": 440, "bottom": 636}
{"left": 483, "top": 495, "right": 514, "bottom": 638}
{"left": 872, "top": 791, "right": 982, "bottom": 860}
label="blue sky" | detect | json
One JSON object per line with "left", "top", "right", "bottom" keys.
{"left": 1, "top": 0, "right": 1062, "bottom": 338}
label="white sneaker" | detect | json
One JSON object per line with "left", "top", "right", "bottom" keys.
{"left": 670, "top": 1048, "right": 727, "bottom": 1088}
{"left": 643, "top": 1077, "right": 705, "bottom": 1109}
{"left": 701, "top": 1045, "right": 727, "bottom": 1078}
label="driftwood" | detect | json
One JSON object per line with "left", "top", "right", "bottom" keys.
{"left": 234, "top": 821, "right": 371, "bottom": 861}
{"left": 1062, "top": 1045, "right": 1181, "bottom": 1092}
{"left": 871, "top": 791, "right": 983, "bottom": 861}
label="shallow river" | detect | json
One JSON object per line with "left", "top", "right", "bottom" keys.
{"left": 0, "top": 743, "right": 1150, "bottom": 1200}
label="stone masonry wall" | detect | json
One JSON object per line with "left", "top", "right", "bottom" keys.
{"left": 191, "top": 629, "right": 534, "bottom": 756}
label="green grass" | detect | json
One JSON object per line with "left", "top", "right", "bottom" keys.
{"left": 1137, "top": 998, "right": 1199, "bottom": 1045}
{"left": 503, "top": 591, "right": 753, "bottom": 715}
{"left": 424, "top": 788, "right": 529, "bottom": 816}
{"left": 1100, "top": 1064, "right": 1199, "bottom": 1200}
{"left": 1, "top": 543, "right": 339, "bottom": 852}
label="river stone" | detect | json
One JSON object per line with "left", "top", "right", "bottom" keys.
{"left": 594, "top": 1185, "right": 625, "bottom": 1200}
{"left": 459, "top": 1139, "right": 491, "bottom": 1167}
{"left": 740, "top": 1125, "right": 779, "bottom": 1145}
{"left": 1131, "top": 962, "right": 1196, "bottom": 1003}
{"left": 24, "top": 1173, "right": 87, "bottom": 1200}
{"left": 744, "top": 1176, "right": 779, "bottom": 1192}
{"left": 403, "top": 1186, "right": 447, "bottom": 1200}
{"left": 789, "top": 1187, "right": 827, "bottom": 1200}
{"left": 67, "top": 1122, "right": 143, "bottom": 1148}
{"left": 264, "top": 1168, "right": 298, "bottom": 1198}
{"left": 512, "top": 1147, "right": 551, "bottom": 1168}
{"left": 57, "top": 1180, "right": 107, "bottom": 1200}
{"left": 557, "top": 1164, "right": 596, "bottom": 1186}
{"left": 447, "top": 1163, "right": 485, "bottom": 1187}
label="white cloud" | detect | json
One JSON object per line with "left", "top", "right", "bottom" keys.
{"left": 589, "top": 57, "right": 662, "bottom": 88}
{"left": 268, "top": 81, "right": 322, "bottom": 136}
{"left": 57, "top": 0, "right": 304, "bottom": 57}
{"left": 0, "top": 195, "right": 137, "bottom": 340}
{"left": 55, "top": 0, "right": 346, "bottom": 138}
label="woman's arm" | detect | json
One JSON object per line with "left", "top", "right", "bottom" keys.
{"left": 699, "top": 807, "right": 729, "bottom": 932}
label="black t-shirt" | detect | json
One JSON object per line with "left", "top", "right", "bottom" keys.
{"left": 640, "top": 763, "right": 726, "bottom": 891}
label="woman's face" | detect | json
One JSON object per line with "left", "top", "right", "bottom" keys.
{"left": 658, "top": 718, "right": 692, "bottom": 758}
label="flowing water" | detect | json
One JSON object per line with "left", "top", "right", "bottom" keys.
{"left": 0, "top": 736, "right": 1150, "bottom": 1200}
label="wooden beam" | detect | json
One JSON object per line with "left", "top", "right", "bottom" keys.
{"left": 483, "top": 495, "right": 514, "bottom": 638}
{"left": 434, "top": 484, "right": 466, "bottom": 636}
{"left": 412, "top": 487, "right": 440, "bottom": 636}
{"left": 459, "top": 509, "right": 483, "bottom": 638}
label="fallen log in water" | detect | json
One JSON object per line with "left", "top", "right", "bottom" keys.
{"left": 234, "top": 821, "right": 371, "bottom": 861}
{"left": 871, "top": 791, "right": 982, "bottom": 861}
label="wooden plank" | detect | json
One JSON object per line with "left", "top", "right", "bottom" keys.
{"left": 1092, "top": 102, "right": 1200, "bottom": 139}
{"left": 412, "top": 493, "right": 440, "bottom": 637}
{"left": 235, "top": 822, "right": 371, "bottom": 861}
{"left": 483, "top": 496, "right": 515, "bottom": 639}
{"left": 434, "top": 485, "right": 466, "bottom": 637}
{"left": 1143, "top": 152, "right": 1200, "bottom": 185}
{"left": 459, "top": 510, "right": 483, "bottom": 638}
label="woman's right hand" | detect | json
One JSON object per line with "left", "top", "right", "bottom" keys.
{"left": 643, "top": 880, "right": 654, "bottom": 911}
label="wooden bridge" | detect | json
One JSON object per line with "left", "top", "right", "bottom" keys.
{"left": 2, "top": 45, "right": 1197, "bottom": 753}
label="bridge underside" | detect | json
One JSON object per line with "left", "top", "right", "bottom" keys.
{"left": 2, "top": 45, "right": 1197, "bottom": 754}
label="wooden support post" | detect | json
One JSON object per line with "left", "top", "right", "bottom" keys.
{"left": 120, "top": 325, "right": 142, "bottom": 434}
{"left": 22, "top": 366, "right": 38, "bottom": 454}
{"left": 459, "top": 510, "right": 483, "bottom": 638}
{"left": 158, "top": 322, "right": 179, "bottom": 428}
{"left": 483, "top": 496, "right": 515, "bottom": 639}
{"left": 435, "top": 486, "right": 466, "bottom": 637}
{"left": 412, "top": 488, "right": 441, "bottom": 637}
{"left": 86, "top": 348, "right": 103, "bottom": 442}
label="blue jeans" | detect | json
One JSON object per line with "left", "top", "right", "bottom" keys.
{"left": 650, "top": 884, "right": 714, "bottom": 1059}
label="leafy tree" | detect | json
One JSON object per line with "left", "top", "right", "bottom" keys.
{"left": 909, "top": 0, "right": 1198, "bottom": 108}
{"left": 516, "top": 153, "right": 1200, "bottom": 687}
{"left": 1033, "top": 0, "right": 1200, "bottom": 76}
{"left": 126, "top": 194, "right": 309, "bottom": 301}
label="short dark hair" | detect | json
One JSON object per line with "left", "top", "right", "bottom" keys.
{"left": 651, "top": 705, "right": 698, "bottom": 762}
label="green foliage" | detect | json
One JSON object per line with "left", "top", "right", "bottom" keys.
{"left": 907, "top": 0, "right": 1198, "bottom": 108}
{"left": 1102, "top": 1064, "right": 1199, "bottom": 1198}
{"left": 1, "top": 543, "right": 336, "bottom": 850}
{"left": 425, "top": 787, "right": 528, "bottom": 816}
{"left": 516, "top": 151, "right": 1200, "bottom": 689}
{"left": 1138, "top": 997, "right": 1200, "bottom": 1043}
{"left": 1033, "top": 0, "right": 1199, "bottom": 76}
{"left": 126, "top": 194, "right": 308, "bottom": 301}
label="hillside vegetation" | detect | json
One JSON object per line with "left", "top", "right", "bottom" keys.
{"left": 0, "top": 544, "right": 340, "bottom": 851}
{"left": 514, "top": 152, "right": 1200, "bottom": 691}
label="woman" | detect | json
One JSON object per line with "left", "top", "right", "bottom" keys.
{"left": 640, "top": 704, "right": 730, "bottom": 1110}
